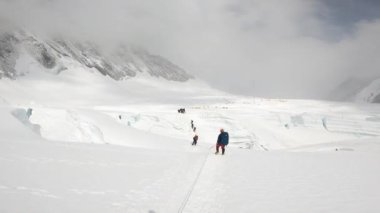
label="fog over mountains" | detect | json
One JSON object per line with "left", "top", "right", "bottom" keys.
{"left": 1, "top": 0, "right": 380, "bottom": 100}
{"left": 0, "top": 29, "right": 192, "bottom": 82}
{"left": 1, "top": 27, "right": 379, "bottom": 103}
{"left": 0, "top": 8, "right": 380, "bottom": 104}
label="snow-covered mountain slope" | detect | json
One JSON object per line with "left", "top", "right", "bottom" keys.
{"left": 355, "top": 78, "right": 380, "bottom": 103}
{"left": 329, "top": 77, "right": 380, "bottom": 103}
{"left": 0, "top": 63, "right": 219, "bottom": 107}
{"left": 329, "top": 77, "right": 373, "bottom": 101}
{"left": 0, "top": 30, "right": 192, "bottom": 81}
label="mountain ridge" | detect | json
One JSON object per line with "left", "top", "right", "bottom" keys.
{"left": 0, "top": 29, "right": 192, "bottom": 82}
{"left": 329, "top": 77, "right": 380, "bottom": 103}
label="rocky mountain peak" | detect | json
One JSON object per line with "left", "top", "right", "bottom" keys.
{"left": 0, "top": 29, "right": 193, "bottom": 82}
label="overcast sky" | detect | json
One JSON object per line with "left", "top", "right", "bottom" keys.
{"left": 1, "top": 0, "right": 380, "bottom": 98}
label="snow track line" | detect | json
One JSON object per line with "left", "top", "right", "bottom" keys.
{"left": 178, "top": 145, "right": 214, "bottom": 213}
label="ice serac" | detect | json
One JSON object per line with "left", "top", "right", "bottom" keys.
{"left": 0, "top": 29, "right": 192, "bottom": 82}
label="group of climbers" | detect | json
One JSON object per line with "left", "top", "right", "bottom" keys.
{"left": 190, "top": 119, "right": 229, "bottom": 155}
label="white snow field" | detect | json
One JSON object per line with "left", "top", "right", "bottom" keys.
{"left": 1, "top": 66, "right": 380, "bottom": 212}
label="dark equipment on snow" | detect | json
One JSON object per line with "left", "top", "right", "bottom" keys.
{"left": 178, "top": 108, "right": 186, "bottom": 114}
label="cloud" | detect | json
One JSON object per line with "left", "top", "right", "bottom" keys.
{"left": 1, "top": 0, "right": 379, "bottom": 99}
